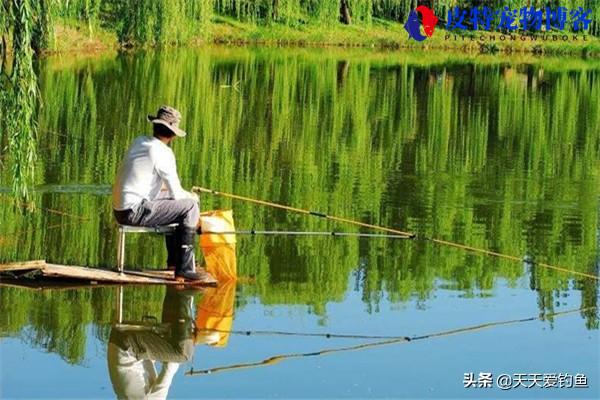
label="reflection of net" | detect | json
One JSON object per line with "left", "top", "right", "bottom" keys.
{"left": 195, "top": 280, "right": 236, "bottom": 347}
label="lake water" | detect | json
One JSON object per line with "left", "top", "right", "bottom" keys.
{"left": 0, "top": 47, "right": 599, "bottom": 398}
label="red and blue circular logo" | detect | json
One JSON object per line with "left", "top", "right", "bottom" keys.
{"left": 404, "top": 6, "right": 439, "bottom": 41}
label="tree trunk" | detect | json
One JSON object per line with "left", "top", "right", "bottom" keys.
{"left": 272, "top": 0, "right": 278, "bottom": 20}
{"left": 1, "top": 35, "right": 7, "bottom": 76}
{"left": 340, "top": 0, "right": 351, "bottom": 25}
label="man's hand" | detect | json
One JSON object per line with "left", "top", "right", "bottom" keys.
{"left": 189, "top": 191, "right": 199, "bottom": 203}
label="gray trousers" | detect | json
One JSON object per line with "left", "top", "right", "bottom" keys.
{"left": 114, "top": 198, "right": 200, "bottom": 268}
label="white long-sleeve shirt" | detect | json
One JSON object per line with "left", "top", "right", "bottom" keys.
{"left": 112, "top": 136, "right": 192, "bottom": 210}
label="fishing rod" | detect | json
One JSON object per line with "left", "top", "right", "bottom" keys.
{"left": 202, "top": 230, "right": 412, "bottom": 239}
{"left": 186, "top": 306, "right": 595, "bottom": 376}
{"left": 192, "top": 186, "right": 600, "bottom": 281}
{"left": 193, "top": 187, "right": 415, "bottom": 239}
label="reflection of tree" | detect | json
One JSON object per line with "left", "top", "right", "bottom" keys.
{"left": 0, "top": 285, "right": 167, "bottom": 364}
{"left": 583, "top": 205, "right": 600, "bottom": 329}
{"left": 1, "top": 49, "right": 598, "bottom": 351}
{"left": 336, "top": 60, "right": 350, "bottom": 88}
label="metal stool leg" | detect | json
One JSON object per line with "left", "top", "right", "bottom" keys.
{"left": 115, "top": 285, "right": 123, "bottom": 324}
{"left": 116, "top": 229, "right": 121, "bottom": 271}
{"left": 117, "top": 228, "right": 125, "bottom": 275}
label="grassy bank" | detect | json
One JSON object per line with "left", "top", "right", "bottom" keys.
{"left": 46, "top": 17, "right": 600, "bottom": 57}
{"left": 45, "top": 19, "right": 117, "bottom": 54}
{"left": 210, "top": 16, "right": 600, "bottom": 56}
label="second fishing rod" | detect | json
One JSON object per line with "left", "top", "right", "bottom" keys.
{"left": 192, "top": 186, "right": 600, "bottom": 282}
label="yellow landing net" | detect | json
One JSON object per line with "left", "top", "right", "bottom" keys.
{"left": 199, "top": 209, "right": 237, "bottom": 281}
{"left": 199, "top": 210, "right": 236, "bottom": 247}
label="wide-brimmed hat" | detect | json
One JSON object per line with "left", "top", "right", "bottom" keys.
{"left": 147, "top": 105, "right": 187, "bottom": 137}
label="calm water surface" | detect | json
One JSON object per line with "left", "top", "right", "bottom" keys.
{"left": 0, "top": 47, "right": 599, "bottom": 398}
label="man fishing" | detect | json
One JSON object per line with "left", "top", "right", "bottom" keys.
{"left": 112, "top": 105, "right": 212, "bottom": 283}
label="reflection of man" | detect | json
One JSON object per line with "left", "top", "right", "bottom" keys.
{"left": 107, "top": 245, "right": 238, "bottom": 398}
{"left": 107, "top": 287, "right": 196, "bottom": 399}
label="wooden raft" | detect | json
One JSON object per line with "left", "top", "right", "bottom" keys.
{"left": 0, "top": 260, "right": 215, "bottom": 286}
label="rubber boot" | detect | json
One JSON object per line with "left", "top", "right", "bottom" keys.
{"left": 165, "top": 233, "right": 178, "bottom": 271}
{"left": 175, "top": 228, "right": 197, "bottom": 279}
{"left": 175, "top": 228, "right": 216, "bottom": 285}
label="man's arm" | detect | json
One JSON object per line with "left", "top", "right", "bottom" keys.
{"left": 152, "top": 147, "right": 194, "bottom": 200}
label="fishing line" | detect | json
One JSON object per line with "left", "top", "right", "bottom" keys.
{"left": 186, "top": 306, "right": 595, "bottom": 376}
{"left": 10, "top": 221, "right": 82, "bottom": 238}
{"left": 202, "top": 230, "right": 411, "bottom": 239}
{"left": 192, "top": 187, "right": 600, "bottom": 281}
{"left": 0, "top": 196, "right": 90, "bottom": 221}
{"left": 198, "top": 328, "right": 409, "bottom": 340}
{"left": 41, "top": 207, "right": 90, "bottom": 220}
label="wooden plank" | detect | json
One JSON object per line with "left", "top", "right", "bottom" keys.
{"left": 125, "top": 270, "right": 217, "bottom": 286}
{"left": 42, "top": 264, "right": 172, "bottom": 284}
{"left": 0, "top": 260, "right": 46, "bottom": 272}
{"left": 128, "top": 270, "right": 176, "bottom": 279}
{"left": 1, "top": 262, "right": 217, "bottom": 286}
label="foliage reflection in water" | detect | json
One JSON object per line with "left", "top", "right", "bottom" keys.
{"left": 0, "top": 48, "right": 598, "bottom": 397}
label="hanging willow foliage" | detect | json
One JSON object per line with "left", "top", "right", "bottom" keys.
{"left": 1, "top": 0, "right": 40, "bottom": 202}
{"left": 0, "top": 1, "right": 9, "bottom": 62}
{"left": 115, "top": 0, "right": 212, "bottom": 46}
{"left": 211, "top": 0, "right": 373, "bottom": 26}
{"left": 31, "top": 0, "right": 53, "bottom": 51}
{"left": 52, "top": 0, "right": 100, "bottom": 37}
